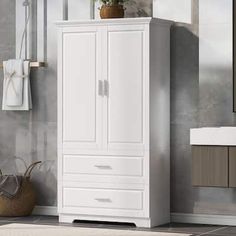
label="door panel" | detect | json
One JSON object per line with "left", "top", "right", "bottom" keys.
{"left": 105, "top": 26, "right": 147, "bottom": 154}
{"left": 62, "top": 28, "right": 102, "bottom": 150}
{"left": 192, "top": 146, "right": 228, "bottom": 187}
{"left": 229, "top": 147, "right": 236, "bottom": 187}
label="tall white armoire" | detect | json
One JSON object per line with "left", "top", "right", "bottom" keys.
{"left": 56, "top": 17, "right": 171, "bottom": 228}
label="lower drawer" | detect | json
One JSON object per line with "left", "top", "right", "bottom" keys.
{"left": 63, "top": 188, "right": 143, "bottom": 210}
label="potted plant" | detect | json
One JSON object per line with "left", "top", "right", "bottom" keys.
{"left": 94, "top": 0, "right": 129, "bottom": 19}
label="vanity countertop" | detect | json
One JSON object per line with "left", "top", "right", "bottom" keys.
{"left": 190, "top": 127, "right": 236, "bottom": 146}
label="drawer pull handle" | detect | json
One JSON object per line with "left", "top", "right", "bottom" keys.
{"left": 94, "top": 165, "right": 112, "bottom": 170}
{"left": 95, "top": 198, "right": 111, "bottom": 203}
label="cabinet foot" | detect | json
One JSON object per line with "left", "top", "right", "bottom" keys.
{"left": 59, "top": 214, "right": 76, "bottom": 223}
{"left": 133, "top": 218, "right": 151, "bottom": 228}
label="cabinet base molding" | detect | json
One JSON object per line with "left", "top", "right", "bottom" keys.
{"left": 59, "top": 214, "right": 152, "bottom": 228}
{"left": 171, "top": 213, "right": 236, "bottom": 226}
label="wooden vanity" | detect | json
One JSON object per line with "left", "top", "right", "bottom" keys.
{"left": 190, "top": 128, "right": 236, "bottom": 187}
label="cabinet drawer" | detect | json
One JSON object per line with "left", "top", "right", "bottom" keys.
{"left": 63, "top": 188, "right": 143, "bottom": 210}
{"left": 63, "top": 155, "right": 143, "bottom": 177}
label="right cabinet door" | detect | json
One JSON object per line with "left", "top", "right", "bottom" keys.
{"left": 229, "top": 147, "right": 236, "bottom": 187}
{"left": 105, "top": 25, "right": 148, "bottom": 156}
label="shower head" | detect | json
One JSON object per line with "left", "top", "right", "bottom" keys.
{"left": 23, "top": 0, "right": 30, "bottom": 7}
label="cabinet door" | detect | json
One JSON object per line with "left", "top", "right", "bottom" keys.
{"left": 192, "top": 146, "right": 228, "bottom": 187}
{"left": 60, "top": 27, "right": 102, "bottom": 151}
{"left": 229, "top": 147, "right": 236, "bottom": 187}
{"left": 104, "top": 25, "right": 149, "bottom": 155}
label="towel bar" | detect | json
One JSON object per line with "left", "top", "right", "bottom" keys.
{"left": 0, "top": 61, "right": 46, "bottom": 69}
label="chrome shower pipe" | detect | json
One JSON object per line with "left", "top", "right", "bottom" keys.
{"left": 23, "top": 0, "right": 30, "bottom": 58}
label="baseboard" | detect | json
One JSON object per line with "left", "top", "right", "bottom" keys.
{"left": 31, "top": 208, "right": 236, "bottom": 226}
{"left": 171, "top": 212, "right": 236, "bottom": 226}
{"left": 32, "top": 206, "right": 58, "bottom": 216}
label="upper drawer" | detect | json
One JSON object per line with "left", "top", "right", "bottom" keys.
{"left": 63, "top": 155, "right": 143, "bottom": 177}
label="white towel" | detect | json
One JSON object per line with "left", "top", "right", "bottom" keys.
{"left": 2, "top": 60, "right": 32, "bottom": 111}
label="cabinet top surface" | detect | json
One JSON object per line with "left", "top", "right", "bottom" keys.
{"left": 55, "top": 17, "right": 172, "bottom": 27}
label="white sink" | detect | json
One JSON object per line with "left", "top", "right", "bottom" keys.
{"left": 190, "top": 127, "right": 236, "bottom": 146}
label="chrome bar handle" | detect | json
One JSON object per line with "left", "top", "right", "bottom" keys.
{"left": 104, "top": 80, "right": 109, "bottom": 97}
{"left": 95, "top": 198, "right": 111, "bottom": 203}
{"left": 94, "top": 165, "right": 112, "bottom": 170}
{"left": 98, "top": 80, "right": 104, "bottom": 96}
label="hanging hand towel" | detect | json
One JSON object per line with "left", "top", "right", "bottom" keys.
{"left": 2, "top": 60, "right": 32, "bottom": 111}
{"left": 2, "top": 59, "right": 24, "bottom": 107}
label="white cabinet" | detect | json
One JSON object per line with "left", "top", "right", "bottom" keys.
{"left": 57, "top": 18, "right": 171, "bottom": 228}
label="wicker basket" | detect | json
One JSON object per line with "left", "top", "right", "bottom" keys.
{"left": 0, "top": 161, "right": 41, "bottom": 217}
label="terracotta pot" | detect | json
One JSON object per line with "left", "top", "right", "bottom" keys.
{"left": 100, "top": 4, "right": 125, "bottom": 19}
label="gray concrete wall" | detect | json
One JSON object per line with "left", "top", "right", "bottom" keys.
{"left": 0, "top": 0, "right": 63, "bottom": 207}
{"left": 169, "top": 0, "right": 236, "bottom": 215}
{"left": 191, "top": 0, "right": 236, "bottom": 215}
{"left": 153, "top": 0, "right": 192, "bottom": 23}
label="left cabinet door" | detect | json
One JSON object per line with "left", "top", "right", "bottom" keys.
{"left": 192, "top": 146, "right": 228, "bottom": 187}
{"left": 58, "top": 27, "right": 103, "bottom": 152}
